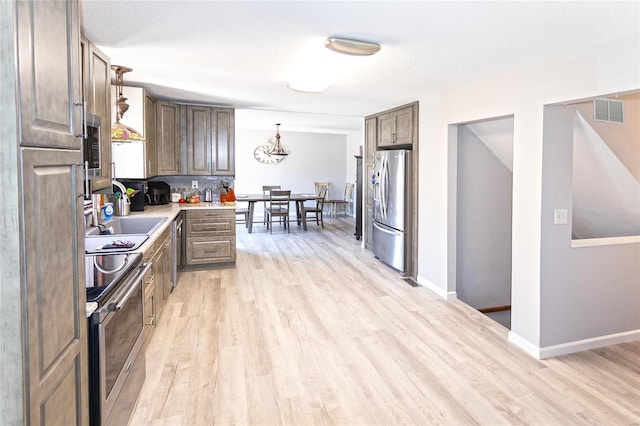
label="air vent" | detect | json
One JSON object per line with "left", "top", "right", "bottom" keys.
{"left": 593, "top": 98, "right": 624, "bottom": 123}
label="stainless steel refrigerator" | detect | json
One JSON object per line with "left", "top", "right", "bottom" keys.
{"left": 372, "top": 149, "right": 412, "bottom": 275}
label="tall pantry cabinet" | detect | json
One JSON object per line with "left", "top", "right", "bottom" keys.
{"left": 1, "top": 1, "right": 89, "bottom": 425}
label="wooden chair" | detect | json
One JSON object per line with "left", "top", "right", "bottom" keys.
{"left": 328, "top": 182, "right": 354, "bottom": 217}
{"left": 262, "top": 185, "right": 281, "bottom": 225}
{"left": 235, "top": 202, "right": 249, "bottom": 228}
{"left": 266, "top": 190, "right": 290, "bottom": 233}
{"left": 314, "top": 182, "right": 329, "bottom": 200}
{"left": 304, "top": 186, "right": 327, "bottom": 228}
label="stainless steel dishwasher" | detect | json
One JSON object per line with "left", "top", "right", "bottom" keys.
{"left": 172, "top": 211, "right": 184, "bottom": 288}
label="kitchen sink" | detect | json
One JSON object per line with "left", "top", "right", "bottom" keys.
{"left": 84, "top": 234, "right": 149, "bottom": 253}
{"left": 85, "top": 216, "right": 167, "bottom": 237}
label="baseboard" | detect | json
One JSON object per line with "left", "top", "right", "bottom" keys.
{"left": 416, "top": 276, "right": 457, "bottom": 301}
{"left": 509, "top": 329, "right": 640, "bottom": 360}
{"left": 508, "top": 331, "right": 541, "bottom": 359}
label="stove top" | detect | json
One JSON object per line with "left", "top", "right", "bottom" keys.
{"left": 85, "top": 252, "right": 142, "bottom": 304}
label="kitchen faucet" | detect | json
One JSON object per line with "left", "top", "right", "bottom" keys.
{"left": 84, "top": 179, "right": 130, "bottom": 229}
{"left": 112, "top": 179, "right": 129, "bottom": 202}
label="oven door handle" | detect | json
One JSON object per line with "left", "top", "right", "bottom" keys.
{"left": 111, "top": 262, "right": 152, "bottom": 312}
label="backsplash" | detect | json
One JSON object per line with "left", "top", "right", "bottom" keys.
{"left": 148, "top": 176, "right": 235, "bottom": 198}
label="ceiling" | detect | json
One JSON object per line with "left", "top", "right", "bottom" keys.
{"left": 81, "top": 1, "right": 640, "bottom": 134}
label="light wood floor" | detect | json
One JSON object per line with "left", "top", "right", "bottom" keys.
{"left": 129, "top": 217, "right": 640, "bottom": 425}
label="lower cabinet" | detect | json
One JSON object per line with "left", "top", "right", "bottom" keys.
{"left": 185, "top": 209, "right": 236, "bottom": 264}
{"left": 142, "top": 245, "right": 155, "bottom": 339}
{"left": 142, "top": 228, "right": 172, "bottom": 334}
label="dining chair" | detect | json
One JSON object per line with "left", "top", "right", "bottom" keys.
{"left": 304, "top": 186, "right": 327, "bottom": 228}
{"left": 262, "top": 185, "right": 281, "bottom": 225}
{"left": 266, "top": 190, "right": 291, "bottom": 233}
{"left": 314, "top": 182, "right": 329, "bottom": 200}
{"left": 235, "top": 201, "right": 249, "bottom": 228}
{"left": 328, "top": 182, "right": 354, "bottom": 217}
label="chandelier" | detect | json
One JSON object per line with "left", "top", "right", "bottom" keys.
{"left": 269, "top": 123, "right": 289, "bottom": 157}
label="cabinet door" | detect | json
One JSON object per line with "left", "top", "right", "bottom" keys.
{"left": 377, "top": 111, "right": 397, "bottom": 147}
{"left": 21, "top": 148, "right": 88, "bottom": 426}
{"left": 365, "top": 116, "right": 376, "bottom": 163}
{"left": 377, "top": 106, "right": 414, "bottom": 147}
{"left": 394, "top": 106, "right": 414, "bottom": 145}
{"left": 87, "top": 43, "right": 112, "bottom": 191}
{"left": 186, "top": 105, "right": 212, "bottom": 175}
{"left": 211, "top": 108, "right": 235, "bottom": 175}
{"left": 163, "top": 238, "right": 173, "bottom": 300}
{"left": 17, "top": 0, "right": 82, "bottom": 149}
{"left": 156, "top": 101, "right": 180, "bottom": 175}
{"left": 365, "top": 163, "right": 374, "bottom": 250}
{"left": 144, "top": 94, "right": 157, "bottom": 177}
{"left": 153, "top": 248, "right": 165, "bottom": 320}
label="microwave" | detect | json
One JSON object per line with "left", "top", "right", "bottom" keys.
{"left": 83, "top": 112, "right": 102, "bottom": 179}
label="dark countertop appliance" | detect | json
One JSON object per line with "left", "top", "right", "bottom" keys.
{"left": 147, "top": 181, "right": 170, "bottom": 205}
{"left": 118, "top": 180, "right": 147, "bottom": 211}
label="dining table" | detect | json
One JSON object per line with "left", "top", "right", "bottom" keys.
{"left": 234, "top": 193, "right": 324, "bottom": 233}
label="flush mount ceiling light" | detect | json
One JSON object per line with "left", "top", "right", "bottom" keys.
{"left": 324, "top": 36, "right": 381, "bottom": 56}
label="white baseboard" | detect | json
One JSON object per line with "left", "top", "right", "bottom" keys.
{"left": 416, "top": 276, "right": 457, "bottom": 301}
{"left": 509, "top": 329, "right": 640, "bottom": 359}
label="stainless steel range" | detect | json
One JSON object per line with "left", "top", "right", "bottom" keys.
{"left": 86, "top": 252, "right": 150, "bottom": 426}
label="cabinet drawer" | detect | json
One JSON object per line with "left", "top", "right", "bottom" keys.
{"left": 186, "top": 236, "right": 236, "bottom": 264}
{"left": 144, "top": 281, "right": 155, "bottom": 327}
{"left": 186, "top": 209, "right": 234, "bottom": 221}
{"left": 186, "top": 209, "right": 235, "bottom": 237}
{"left": 187, "top": 218, "right": 234, "bottom": 236}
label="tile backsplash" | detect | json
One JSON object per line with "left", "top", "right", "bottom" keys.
{"left": 148, "top": 176, "right": 234, "bottom": 198}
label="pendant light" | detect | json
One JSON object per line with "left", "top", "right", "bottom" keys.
{"left": 111, "top": 65, "right": 144, "bottom": 142}
{"left": 269, "top": 123, "right": 289, "bottom": 158}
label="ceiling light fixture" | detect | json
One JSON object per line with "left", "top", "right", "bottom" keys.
{"left": 111, "top": 65, "right": 144, "bottom": 142}
{"left": 269, "top": 123, "right": 289, "bottom": 158}
{"left": 325, "top": 36, "right": 381, "bottom": 56}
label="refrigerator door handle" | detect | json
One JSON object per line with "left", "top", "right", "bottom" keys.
{"left": 382, "top": 155, "right": 389, "bottom": 220}
{"left": 373, "top": 221, "right": 399, "bottom": 235}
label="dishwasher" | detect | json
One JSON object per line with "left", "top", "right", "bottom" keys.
{"left": 172, "top": 211, "right": 184, "bottom": 288}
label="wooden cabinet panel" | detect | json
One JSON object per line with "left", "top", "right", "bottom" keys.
{"left": 156, "top": 101, "right": 180, "bottom": 175}
{"left": 186, "top": 237, "right": 236, "bottom": 264}
{"left": 152, "top": 245, "right": 165, "bottom": 320}
{"left": 84, "top": 41, "right": 111, "bottom": 191}
{"left": 186, "top": 216, "right": 235, "bottom": 236}
{"left": 162, "top": 236, "right": 173, "bottom": 301}
{"left": 144, "top": 94, "right": 157, "bottom": 177}
{"left": 212, "top": 108, "right": 235, "bottom": 175}
{"left": 377, "top": 104, "right": 415, "bottom": 148}
{"left": 22, "top": 148, "right": 88, "bottom": 426}
{"left": 365, "top": 116, "right": 376, "bottom": 163}
{"left": 394, "top": 107, "right": 414, "bottom": 145}
{"left": 186, "top": 105, "right": 212, "bottom": 175}
{"left": 17, "top": 0, "right": 81, "bottom": 149}
{"left": 185, "top": 209, "right": 235, "bottom": 265}
{"left": 365, "top": 204, "right": 374, "bottom": 249}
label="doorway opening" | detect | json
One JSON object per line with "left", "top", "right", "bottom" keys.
{"left": 455, "top": 116, "right": 514, "bottom": 329}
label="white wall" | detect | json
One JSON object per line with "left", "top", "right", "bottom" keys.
{"left": 344, "top": 132, "right": 362, "bottom": 213}
{"left": 234, "top": 128, "right": 349, "bottom": 205}
{"left": 416, "top": 33, "right": 640, "bottom": 357}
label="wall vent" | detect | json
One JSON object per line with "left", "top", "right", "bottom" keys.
{"left": 593, "top": 98, "right": 624, "bottom": 124}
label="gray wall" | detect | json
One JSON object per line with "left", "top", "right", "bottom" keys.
{"left": 456, "top": 125, "right": 512, "bottom": 310}
{"left": 540, "top": 105, "right": 640, "bottom": 347}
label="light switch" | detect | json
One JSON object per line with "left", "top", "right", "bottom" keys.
{"left": 554, "top": 209, "right": 568, "bottom": 225}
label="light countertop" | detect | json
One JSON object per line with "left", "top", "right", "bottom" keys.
{"left": 85, "top": 202, "right": 234, "bottom": 316}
